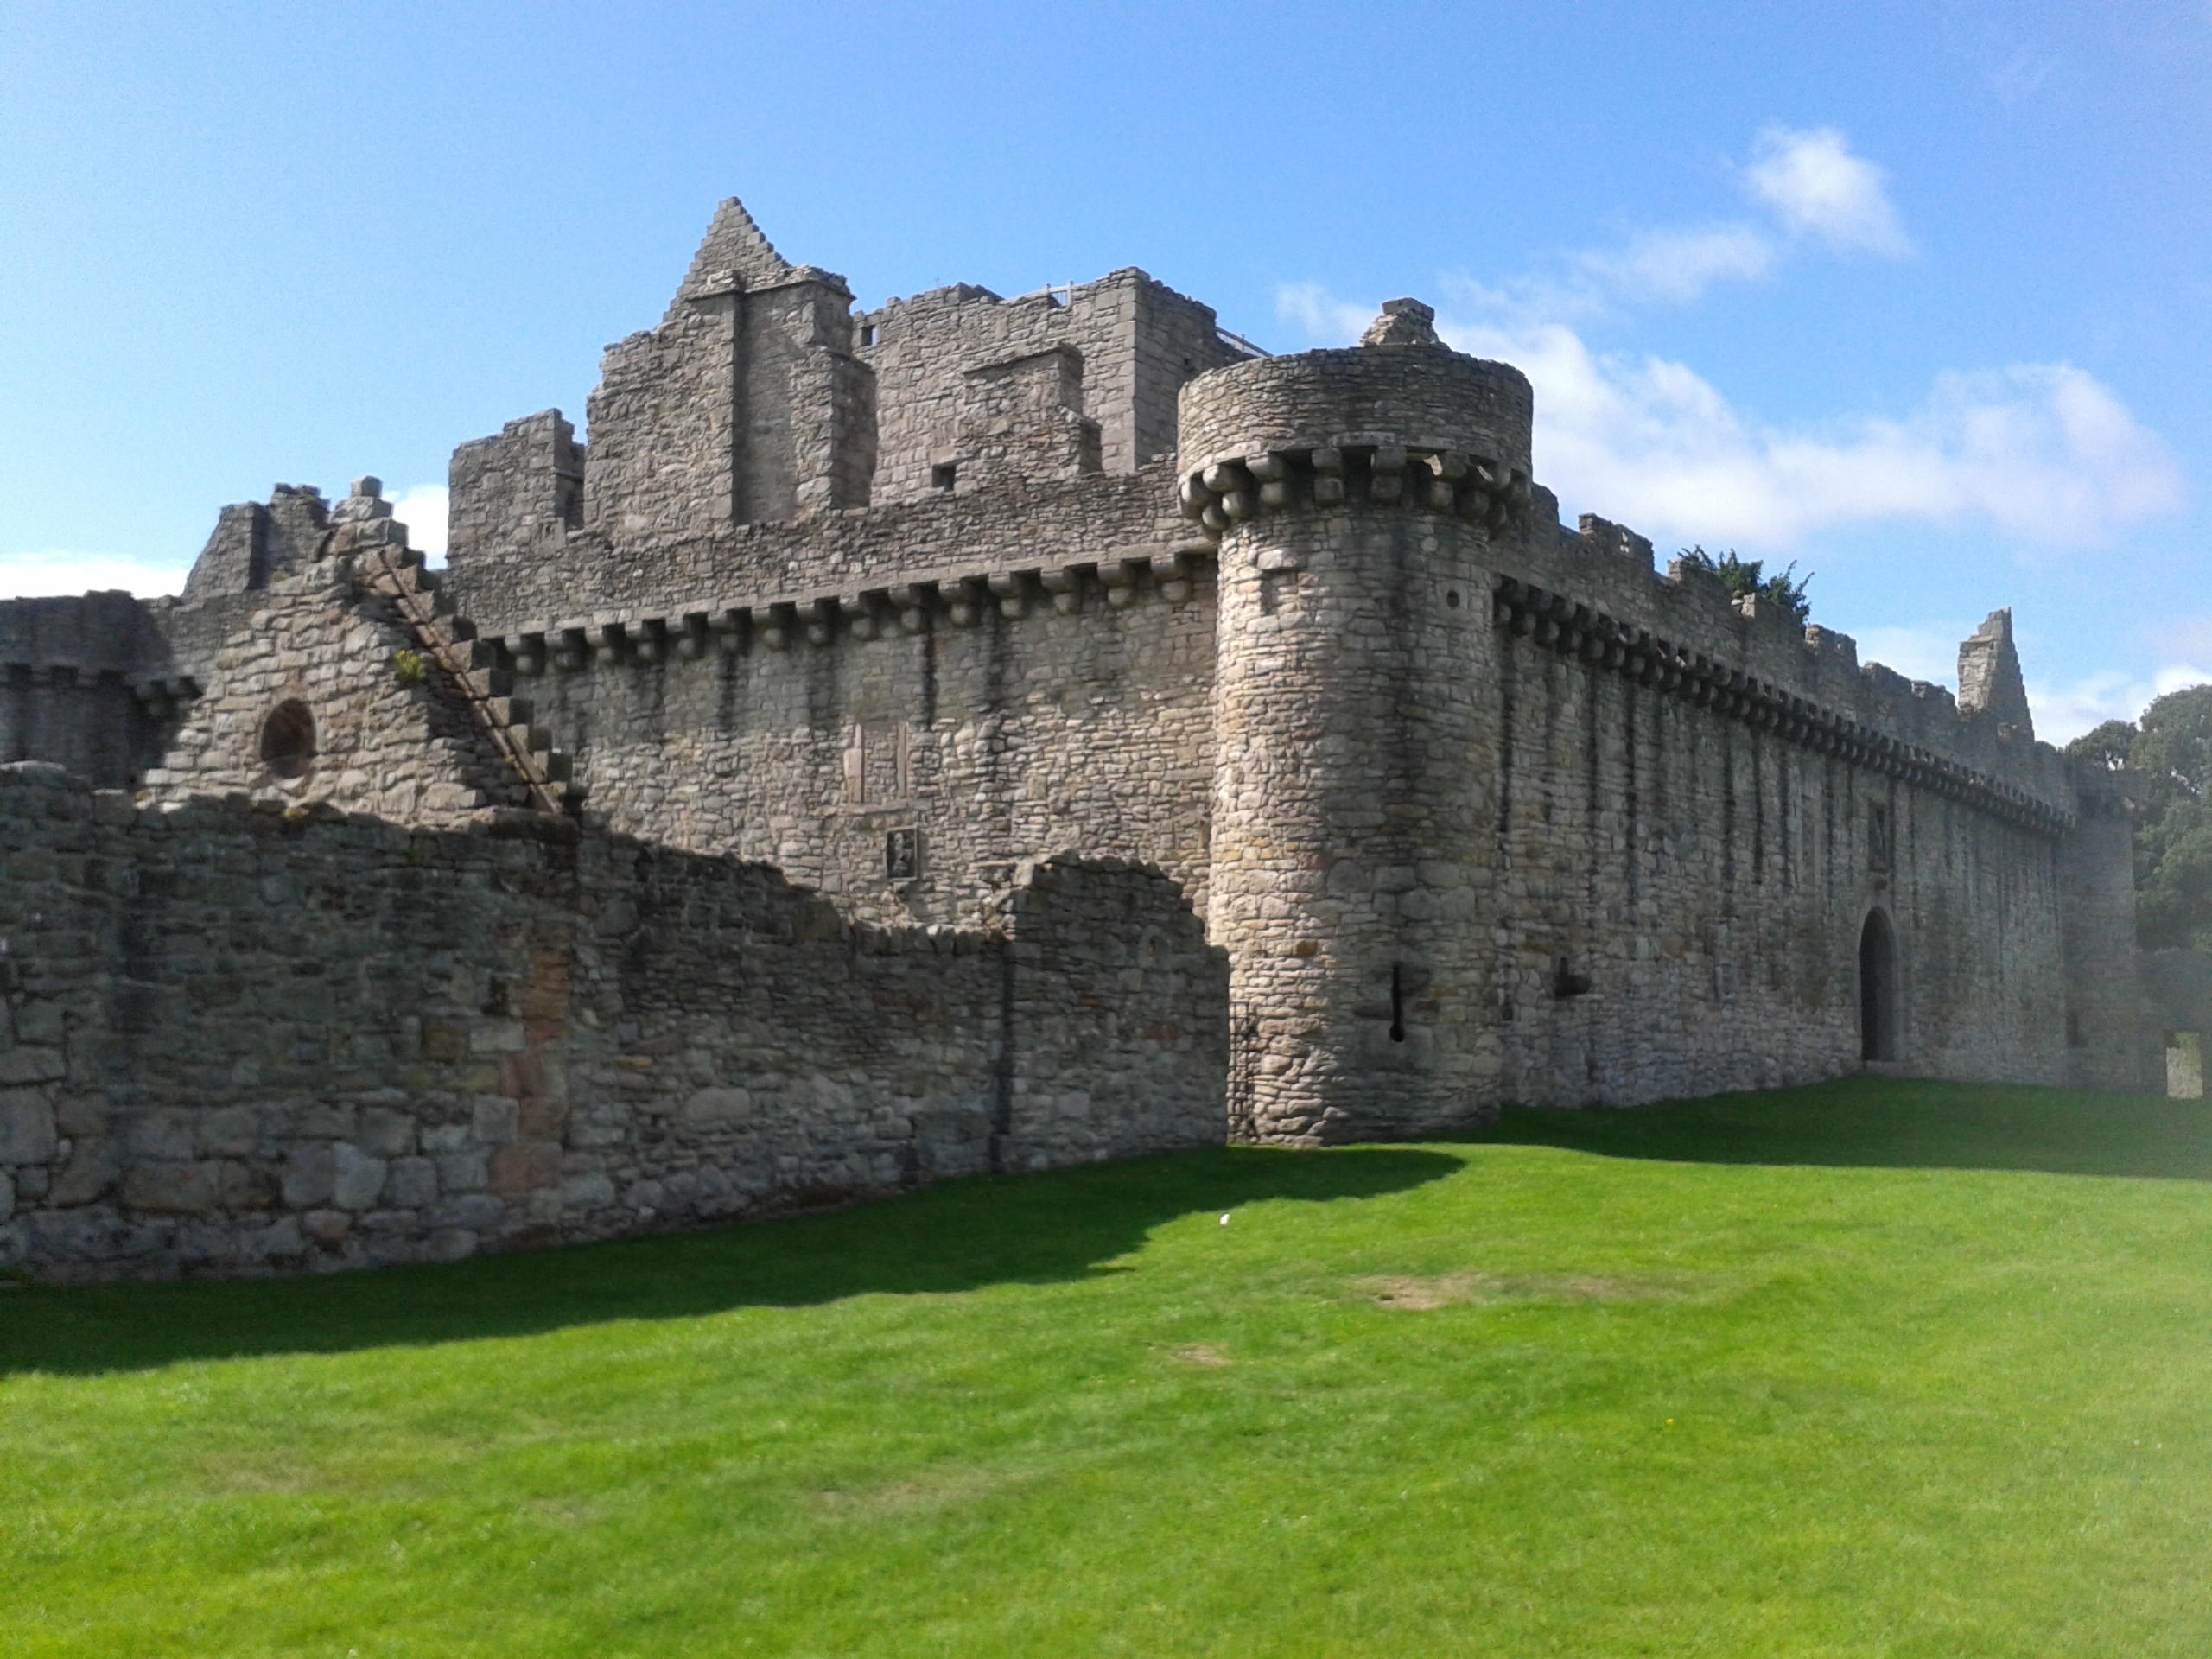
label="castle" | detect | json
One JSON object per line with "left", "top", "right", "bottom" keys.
{"left": 0, "top": 199, "right": 2155, "bottom": 1281}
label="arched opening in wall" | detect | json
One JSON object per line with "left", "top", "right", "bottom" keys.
{"left": 1859, "top": 909, "right": 1898, "bottom": 1063}
{"left": 258, "top": 699, "right": 316, "bottom": 780}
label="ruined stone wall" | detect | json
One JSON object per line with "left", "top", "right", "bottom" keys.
{"left": 475, "top": 561, "right": 1219, "bottom": 931}
{"left": 580, "top": 277, "right": 873, "bottom": 539}
{"left": 446, "top": 410, "right": 585, "bottom": 567}
{"left": 0, "top": 765, "right": 1225, "bottom": 1283}
{"left": 1478, "top": 511, "right": 2090, "bottom": 1102}
{"left": 0, "top": 591, "right": 180, "bottom": 788}
{"left": 583, "top": 287, "right": 743, "bottom": 540}
{"left": 856, "top": 270, "right": 1242, "bottom": 500}
{"left": 441, "top": 466, "right": 1192, "bottom": 634}
{"left": 2059, "top": 773, "right": 2161, "bottom": 1092}
{"left": 1174, "top": 322, "right": 2112, "bottom": 1134}
{"left": 1484, "top": 631, "right": 2069, "bottom": 1103}
{"left": 143, "top": 553, "right": 530, "bottom": 824}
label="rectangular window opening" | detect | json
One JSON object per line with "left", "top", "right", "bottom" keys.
{"left": 930, "top": 462, "right": 957, "bottom": 492}
{"left": 885, "top": 828, "right": 919, "bottom": 883}
{"left": 2166, "top": 1030, "right": 2204, "bottom": 1100}
{"left": 1866, "top": 802, "right": 1893, "bottom": 873}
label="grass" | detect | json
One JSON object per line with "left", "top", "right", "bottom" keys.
{"left": 5, "top": 1076, "right": 2212, "bottom": 1656}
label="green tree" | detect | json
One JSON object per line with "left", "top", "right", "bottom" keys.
{"left": 1677, "top": 545, "right": 1814, "bottom": 625}
{"left": 2066, "top": 683, "right": 2212, "bottom": 950}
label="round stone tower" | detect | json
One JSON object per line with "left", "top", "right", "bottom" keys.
{"left": 1181, "top": 300, "right": 1535, "bottom": 1144}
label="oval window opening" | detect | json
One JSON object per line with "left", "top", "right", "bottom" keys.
{"left": 259, "top": 699, "right": 316, "bottom": 780}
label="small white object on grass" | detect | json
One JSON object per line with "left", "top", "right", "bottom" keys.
{"left": 1220, "top": 1214, "right": 1230, "bottom": 1224}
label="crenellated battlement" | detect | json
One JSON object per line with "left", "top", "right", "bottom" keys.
{"left": 486, "top": 537, "right": 1215, "bottom": 673}
{"left": 1489, "top": 574, "right": 2073, "bottom": 836}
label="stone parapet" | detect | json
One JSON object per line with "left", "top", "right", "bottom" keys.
{"left": 1177, "top": 335, "right": 1534, "bottom": 495}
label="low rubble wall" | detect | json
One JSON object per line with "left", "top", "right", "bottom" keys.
{"left": 0, "top": 765, "right": 1225, "bottom": 1282}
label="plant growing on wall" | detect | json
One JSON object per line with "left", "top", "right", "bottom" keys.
{"left": 2068, "top": 683, "right": 2212, "bottom": 951}
{"left": 391, "top": 649, "right": 427, "bottom": 687}
{"left": 1676, "top": 546, "right": 1814, "bottom": 625}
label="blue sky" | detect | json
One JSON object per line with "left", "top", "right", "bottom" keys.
{"left": 3, "top": 0, "right": 2206, "bottom": 740}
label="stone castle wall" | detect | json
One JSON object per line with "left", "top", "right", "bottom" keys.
{"left": 1484, "top": 626, "right": 2073, "bottom": 1103}
{"left": 0, "top": 764, "right": 1225, "bottom": 1282}
{"left": 1173, "top": 319, "right": 2137, "bottom": 1134}
{"left": 855, "top": 270, "right": 1243, "bottom": 499}
{"left": 474, "top": 558, "right": 1219, "bottom": 930}
{"left": 0, "top": 591, "right": 180, "bottom": 789}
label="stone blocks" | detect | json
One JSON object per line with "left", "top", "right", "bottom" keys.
{"left": 0, "top": 766, "right": 1227, "bottom": 1282}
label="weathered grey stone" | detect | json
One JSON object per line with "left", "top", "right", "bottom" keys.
{"left": 15, "top": 1001, "right": 65, "bottom": 1045}
{"left": 562, "top": 1170, "right": 616, "bottom": 1209}
{"left": 197, "top": 1106, "right": 257, "bottom": 1157}
{"left": 54, "top": 1094, "right": 110, "bottom": 1137}
{"left": 356, "top": 1108, "right": 416, "bottom": 1159}
{"left": 49, "top": 1144, "right": 118, "bottom": 1206}
{"left": 470, "top": 1099, "right": 518, "bottom": 1145}
{"left": 385, "top": 1156, "right": 438, "bottom": 1207}
{"left": 122, "top": 1110, "right": 195, "bottom": 1162}
{"left": 0, "top": 1046, "right": 65, "bottom": 1086}
{"left": 683, "top": 1087, "right": 753, "bottom": 1123}
{"left": 434, "top": 1149, "right": 488, "bottom": 1192}
{"left": 122, "top": 1162, "right": 222, "bottom": 1215}
{"left": 329, "top": 1143, "right": 387, "bottom": 1211}
{"left": 0, "top": 1090, "right": 57, "bottom": 1166}
{"left": 281, "top": 1144, "right": 335, "bottom": 1209}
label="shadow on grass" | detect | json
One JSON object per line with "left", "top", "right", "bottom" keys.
{"left": 1479, "top": 1075, "right": 2212, "bottom": 1182}
{"left": 0, "top": 1144, "right": 1459, "bottom": 1378}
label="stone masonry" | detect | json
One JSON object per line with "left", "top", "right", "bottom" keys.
{"left": 0, "top": 195, "right": 2160, "bottom": 1277}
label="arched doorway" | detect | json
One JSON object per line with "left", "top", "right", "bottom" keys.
{"left": 1859, "top": 909, "right": 1897, "bottom": 1063}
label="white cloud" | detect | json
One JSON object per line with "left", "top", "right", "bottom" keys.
{"left": 2031, "top": 664, "right": 2212, "bottom": 745}
{"left": 1432, "top": 318, "right": 2183, "bottom": 552}
{"left": 1745, "top": 126, "right": 1912, "bottom": 257}
{"left": 2149, "top": 614, "right": 2212, "bottom": 665}
{"left": 1274, "top": 276, "right": 2183, "bottom": 553}
{"left": 1850, "top": 625, "right": 1969, "bottom": 690}
{"left": 0, "top": 551, "right": 190, "bottom": 599}
{"left": 390, "top": 484, "right": 448, "bottom": 562}
{"left": 1275, "top": 283, "right": 1377, "bottom": 343}
{"left": 1579, "top": 225, "right": 1776, "bottom": 305}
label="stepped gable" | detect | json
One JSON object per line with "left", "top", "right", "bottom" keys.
{"left": 671, "top": 195, "right": 815, "bottom": 308}
{"left": 578, "top": 194, "right": 873, "bottom": 541}
{"left": 144, "top": 480, "right": 577, "bottom": 823}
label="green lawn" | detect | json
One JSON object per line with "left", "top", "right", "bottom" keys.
{"left": 6, "top": 1077, "right": 2211, "bottom": 1656}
